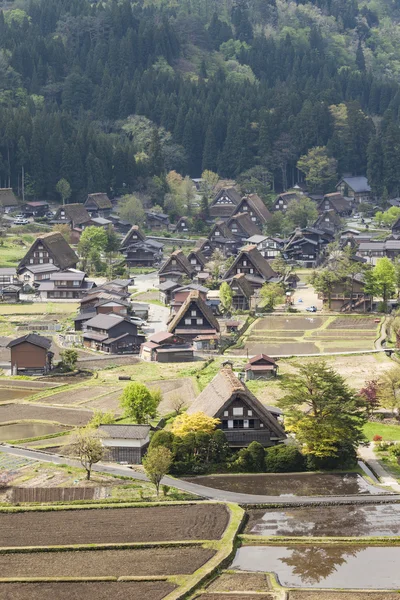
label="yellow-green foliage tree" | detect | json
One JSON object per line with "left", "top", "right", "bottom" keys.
{"left": 171, "top": 412, "right": 220, "bottom": 436}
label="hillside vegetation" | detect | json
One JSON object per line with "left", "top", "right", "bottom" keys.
{"left": 1, "top": 0, "right": 400, "bottom": 202}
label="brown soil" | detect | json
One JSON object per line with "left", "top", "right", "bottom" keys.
{"left": 289, "top": 593, "right": 400, "bottom": 600}
{"left": 0, "top": 504, "right": 229, "bottom": 547}
{"left": 196, "top": 595, "right": 275, "bottom": 600}
{"left": 0, "top": 380, "right": 60, "bottom": 389}
{"left": 327, "top": 317, "right": 379, "bottom": 330}
{"left": 76, "top": 356, "right": 140, "bottom": 369}
{"left": 0, "top": 547, "right": 214, "bottom": 577}
{"left": 82, "top": 390, "right": 124, "bottom": 414}
{"left": 0, "top": 403, "right": 92, "bottom": 426}
{"left": 207, "top": 572, "right": 272, "bottom": 592}
{"left": 0, "top": 581, "right": 175, "bottom": 600}
{"left": 38, "top": 386, "right": 121, "bottom": 405}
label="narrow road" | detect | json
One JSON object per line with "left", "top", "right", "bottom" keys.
{"left": 2, "top": 445, "right": 400, "bottom": 506}
{"left": 359, "top": 443, "right": 400, "bottom": 493}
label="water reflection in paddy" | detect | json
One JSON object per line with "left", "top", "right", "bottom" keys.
{"left": 247, "top": 504, "right": 400, "bottom": 537}
{"left": 184, "top": 472, "right": 385, "bottom": 496}
{"left": 0, "top": 423, "right": 67, "bottom": 441}
{"left": 232, "top": 546, "right": 400, "bottom": 588}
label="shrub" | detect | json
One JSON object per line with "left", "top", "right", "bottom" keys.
{"left": 373, "top": 434, "right": 383, "bottom": 442}
{"left": 305, "top": 443, "right": 358, "bottom": 471}
{"left": 233, "top": 441, "right": 265, "bottom": 472}
{"left": 389, "top": 445, "right": 400, "bottom": 458}
{"left": 265, "top": 444, "right": 306, "bottom": 473}
{"left": 149, "top": 430, "right": 175, "bottom": 451}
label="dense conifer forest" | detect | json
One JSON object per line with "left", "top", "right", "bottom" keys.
{"left": 2, "top": 0, "right": 400, "bottom": 203}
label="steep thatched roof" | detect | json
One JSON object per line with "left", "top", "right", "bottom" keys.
{"left": 159, "top": 249, "right": 195, "bottom": 277}
{"left": 168, "top": 290, "right": 220, "bottom": 333}
{"left": 121, "top": 225, "right": 146, "bottom": 248}
{"left": 54, "top": 203, "right": 91, "bottom": 226}
{"left": 234, "top": 194, "right": 272, "bottom": 224}
{"left": 228, "top": 212, "right": 262, "bottom": 237}
{"left": 19, "top": 232, "right": 78, "bottom": 271}
{"left": 85, "top": 193, "right": 112, "bottom": 209}
{"left": 0, "top": 188, "right": 18, "bottom": 207}
{"left": 224, "top": 245, "right": 277, "bottom": 281}
{"left": 187, "top": 366, "right": 286, "bottom": 438}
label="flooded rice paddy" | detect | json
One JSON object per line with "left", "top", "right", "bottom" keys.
{"left": 184, "top": 473, "right": 384, "bottom": 496}
{"left": 0, "top": 389, "right": 35, "bottom": 401}
{"left": 232, "top": 546, "right": 400, "bottom": 589}
{"left": 247, "top": 504, "right": 400, "bottom": 537}
{"left": 0, "top": 423, "right": 68, "bottom": 441}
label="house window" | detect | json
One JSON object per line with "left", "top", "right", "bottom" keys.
{"left": 191, "top": 310, "right": 196, "bottom": 316}
{"left": 215, "top": 231, "right": 220, "bottom": 236}
{"left": 237, "top": 268, "right": 241, "bottom": 273}
{"left": 243, "top": 260, "right": 247, "bottom": 266}
{"left": 233, "top": 407, "right": 243, "bottom": 416}
{"left": 249, "top": 268, "right": 253, "bottom": 274}
{"left": 49, "top": 258, "right": 53, "bottom": 263}
{"left": 233, "top": 419, "right": 244, "bottom": 428}
{"left": 73, "top": 281, "right": 80, "bottom": 286}
{"left": 185, "top": 318, "right": 191, "bottom": 325}
{"left": 244, "top": 420, "right": 249, "bottom": 428}
{"left": 251, "top": 217, "right": 257, "bottom": 222}
{"left": 232, "top": 227, "right": 237, "bottom": 233}
{"left": 29, "top": 259, "right": 33, "bottom": 264}
{"left": 191, "top": 259, "right": 196, "bottom": 264}
{"left": 224, "top": 411, "right": 228, "bottom": 416}
{"left": 248, "top": 410, "right": 253, "bottom": 416}
{"left": 228, "top": 420, "right": 233, "bottom": 429}
{"left": 39, "top": 252, "right": 43, "bottom": 258}
{"left": 196, "top": 318, "right": 203, "bottom": 325}
{"left": 260, "top": 423, "right": 264, "bottom": 428}
{"left": 24, "top": 274, "right": 30, "bottom": 281}
{"left": 171, "top": 259, "right": 176, "bottom": 265}
{"left": 39, "top": 259, "right": 43, "bottom": 264}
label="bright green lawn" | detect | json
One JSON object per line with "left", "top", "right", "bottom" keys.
{"left": 363, "top": 421, "right": 400, "bottom": 441}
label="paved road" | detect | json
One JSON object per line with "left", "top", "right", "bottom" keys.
{"left": 359, "top": 443, "right": 400, "bottom": 493}
{"left": 2, "top": 444, "right": 400, "bottom": 506}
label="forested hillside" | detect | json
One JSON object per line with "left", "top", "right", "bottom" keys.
{"left": 2, "top": 0, "right": 400, "bottom": 203}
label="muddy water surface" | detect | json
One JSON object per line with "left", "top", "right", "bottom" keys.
{"left": 0, "top": 423, "right": 67, "bottom": 441}
{"left": 184, "top": 473, "right": 384, "bottom": 496}
{"left": 0, "top": 389, "right": 35, "bottom": 401}
{"left": 232, "top": 546, "right": 400, "bottom": 588}
{"left": 247, "top": 504, "right": 400, "bottom": 537}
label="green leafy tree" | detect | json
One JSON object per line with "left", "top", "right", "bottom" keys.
{"left": 220, "top": 281, "right": 233, "bottom": 314}
{"left": 118, "top": 194, "right": 145, "bottom": 226}
{"left": 370, "top": 257, "right": 396, "bottom": 310}
{"left": 260, "top": 282, "right": 285, "bottom": 310}
{"left": 297, "top": 146, "right": 338, "bottom": 192}
{"left": 78, "top": 226, "right": 108, "bottom": 273}
{"left": 56, "top": 178, "right": 71, "bottom": 205}
{"left": 120, "top": 382, "right": 160, "bottom": 424}
{"left": 278, "top": 361, "right": 367, "bottom": 460}
{"left": 309, "top": 269, "right": 340, "bottom": 309}
{"left": 378, "top": 366, "right": 400, "bottom": 419}
{"left": 285, "top": 197, "right": 318, "bottom": 229}
{"left": 60, "top": 349, "right": 78, "bottom": 370}
{"left": 88, "top": 410, "right": 115, "bottom": 429}
{"left": 142, "top": 446, "right": 172, "bottom": 496}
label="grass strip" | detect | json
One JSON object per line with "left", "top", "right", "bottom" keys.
{"left": 0, "top": 541, "right": 206, "bottom": 553}
{"left": 0, "top": 499, "right": 213, "bottom": 513}
{"left": 239, "top": 534, "right": 400, "bottom": 546}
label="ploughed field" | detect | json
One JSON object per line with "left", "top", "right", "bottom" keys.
{"left": 0, "top": 547, "right": 215, "bottom": 577}
{"left": 0, "top": 581, "right": 176, "bottom": 600}
{"left": 0, "top": 403, "right": 93, "bottom": 426}
{"left": 0, "top": 504, "right": 229, "bottom": 546}
{"left": 232, "top": 315, "right": 379, "bottom": 356}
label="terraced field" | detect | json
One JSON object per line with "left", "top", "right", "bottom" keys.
{"left": 232, "top": 315, "right": 380, "bottom": 356}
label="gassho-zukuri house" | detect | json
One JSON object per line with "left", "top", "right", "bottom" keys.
{"left": 187, "top": 363, "right": 286, "bottom": 448}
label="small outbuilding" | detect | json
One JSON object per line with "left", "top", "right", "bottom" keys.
{"left": 245, "top": 354, "right": 278, "bottom": 380}
{"left": 7, "top": 333, "right": 53, "bottom": 375}
{"left": 99, "top": 424, "right": 150, "bottom": 464}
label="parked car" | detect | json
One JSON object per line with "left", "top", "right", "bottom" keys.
{"left": 14, "top": 214, "right": 25, "bottom": 219}
{"left": 13, "top": 218, "right": 29, "bottom": 225}
{"left": 306, "top": 305, "right": 317, "bottom": 312}
{"left": 130, "top": 317, "right": 147, "bottom": 327}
